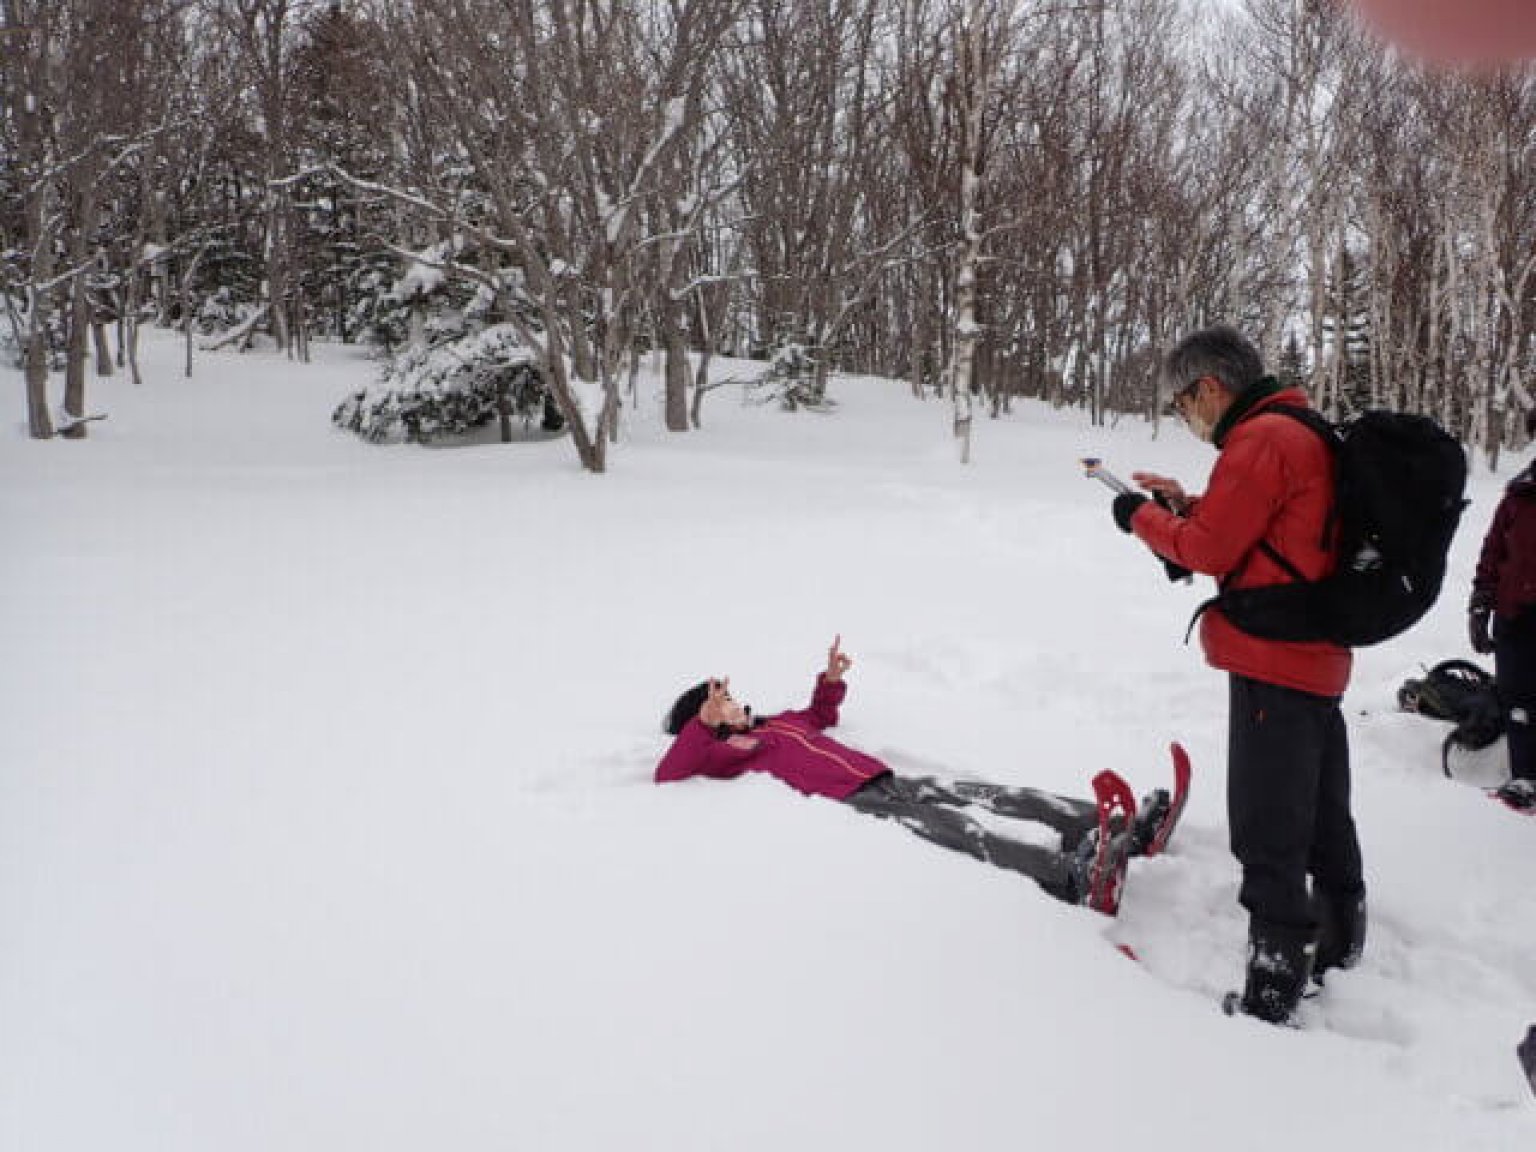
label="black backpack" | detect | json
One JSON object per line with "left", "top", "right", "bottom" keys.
{"left": 1214, "top": 407, "right": 1468, "bottom": 647}
{"left": 1396, "top": 659, "right": 1505, "bottom": 777}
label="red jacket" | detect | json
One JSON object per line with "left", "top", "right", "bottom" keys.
{"left": 1130, "top": 387, "right": 1353, "bottom": 698}
{"left": 1472, "top": 463, "right": 1536, "bottom": 621}
{"left": 655, "top": 675, "right": 887, "bottom": 800}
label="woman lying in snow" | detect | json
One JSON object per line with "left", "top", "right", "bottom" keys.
{"left": 656, "top": 637, "right": 1187, "bottom": 916}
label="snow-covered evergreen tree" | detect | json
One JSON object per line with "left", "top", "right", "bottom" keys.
{"left": 747, "top": 342, "right": 836, "bottom": 412}
{"left": 1322, "top": 246, "right": 1373, "bottom": 416}
{"left": 1276, "top": 331, "right": 1310, "bottom": 388}
{"left": 333, "top": 242, "right": 560, "bottom": 444}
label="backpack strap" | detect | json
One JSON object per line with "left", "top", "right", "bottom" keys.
{"left": 1181, "top": 403, "right": 1341, "bottom": 644}
{"left": 1256, "top": 540, "right": 1308, "bottom": 583}
{"left": 1224, "top": 403, "right": 1340, "bottom": 585}
{"left": 1261, "top": 402, "right": 1336, "bottom": 443}
{"left": 1183, "top": 598, "right": 1214, "bottom": 644}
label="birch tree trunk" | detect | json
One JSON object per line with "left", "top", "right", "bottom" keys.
{"left": 946, "top": 1, "right": 995, "bottom": 465}
{"left": 61, "top": 181, "right": 100, "bottom": 439}
{"left": 10, "top": 0, "right": 57, "bottom": 439}
{"left": 20, "top": 176, "right": 55, "bottom": 440}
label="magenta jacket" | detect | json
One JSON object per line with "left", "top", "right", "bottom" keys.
{"left": 1473, "top": 463, "right": 1536, "bottom": 621}
{"left": 655, "top": 674, "right": 888, "bottom": 800}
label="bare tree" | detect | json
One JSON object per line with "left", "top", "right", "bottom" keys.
{"left": 2, "top": 0, "right": 61, "bottom": 438}
{"left": 943, "top": 0, "right": 1004, "bottom": 462}
{"left": 6, "top": 0, "right": 1523, "bottom": 463}
{"left": 2, "top": 0, "right": 185, "bottom": 438}
{"left": 720, "top": 0, "right": 893, "bottom": 399}
{"left": 213, "top": 0, "right": 315, "bottom": 357}
{"left": 384, "top": 0, "right": 739, "bottom": 471}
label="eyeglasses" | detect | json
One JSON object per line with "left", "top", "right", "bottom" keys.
{"left": 1168, "top": 377, "right": 1204, "bottom": 419}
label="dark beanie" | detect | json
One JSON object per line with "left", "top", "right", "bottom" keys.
{"left": 665, "top": 681, "right": 711, "bottom": 735}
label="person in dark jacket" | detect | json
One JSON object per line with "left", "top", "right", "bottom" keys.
{"left": 1109, "top": 325, "right": 1365, "bottom": 1026}
{"left": 1469, "top": 407, "right": 1536, "bottom": 809}
{"left": 658, "top": 637, "right": 1185, "bottom": 917}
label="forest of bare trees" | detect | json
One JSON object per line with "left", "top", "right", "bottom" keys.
{"left": 2, "top": 0, "right": 1533, "bottom": 471}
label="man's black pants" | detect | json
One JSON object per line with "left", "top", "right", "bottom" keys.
{"left": 1495, "top": 608, "right": 1536, "bottom": 781}
{"left": 1227, "top": 674, "right": 1364, "bottom": 930}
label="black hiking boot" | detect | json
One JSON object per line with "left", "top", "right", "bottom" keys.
{"left": 1313, "top": 887, "right": 1367, "bottom": 981}
{"left": 1221, "top": 920, "right": 1317, "bottom": 1026}
{"left": 1495, "top": 778, "right": 1536, "bottom": 811}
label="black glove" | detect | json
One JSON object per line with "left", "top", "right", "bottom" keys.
{"left": 1468, "top": 609, "right": 1495, "bottom": 656}
{"left": 1162, "top": 557, "right": 1193, "bottom": 583}
{"left": 1112, "top": 492, "right": 1148, "bottom": 533}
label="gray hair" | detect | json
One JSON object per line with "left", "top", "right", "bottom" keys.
{"left": 1160, "top": 326, "right": 1265, "bottom": 400}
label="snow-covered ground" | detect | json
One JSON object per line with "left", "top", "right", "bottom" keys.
{"left": 3, "top": 331, "right": 1533, "bottom": 1151}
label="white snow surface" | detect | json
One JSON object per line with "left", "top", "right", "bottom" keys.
{"left": 3, "top": 333, "right": 1534, "bottom": 1151}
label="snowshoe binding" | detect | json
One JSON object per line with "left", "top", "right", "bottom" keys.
{"left": 1072, "top": 771, "right": 1136, "bottom": 916}
{"left": 1132, "top": 741, "right": 1192, "bottom": 857}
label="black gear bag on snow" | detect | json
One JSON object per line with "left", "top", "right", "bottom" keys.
{"left": 1396, "top": 659, "right": 1504, "bottom": 777}
{"left": 1212, "top": 407, "right": 1468, "bottom": 648}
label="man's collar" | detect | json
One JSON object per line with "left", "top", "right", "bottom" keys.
{"left": 1212, "top": 376, "right": 1286, "bottom": 448}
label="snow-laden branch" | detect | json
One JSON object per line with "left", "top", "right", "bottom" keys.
{"left": 674, "top": 268, "right": 761, "bottom": 299}
{"left": 33, "top": 255, "right": 101, "bottom": 294}
{"left": 376, "top": 238, "right": 502, "bottom": 298}
{"left": 603, "top": 96, "right": 689, "bottom": 250}
{"left": 199, "top": 303, "right": 270, "bottom": 351}
{"left": 282, "top": 164, "right": 526, "bottom": 261}
{"left": 274, "top": 165, "right": 441, "bottom": 218}
{"left": 22, "top": 117, "right": 189, "bottom": 200}
{"left": 820, "top": 214, "right": 940, "bottom": 343}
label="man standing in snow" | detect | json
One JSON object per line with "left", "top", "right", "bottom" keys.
{"left": 1109, "top": 325, "right": 1365, "bottom": 1025}
{"left": 1468, "top": 406, "right": 1536, "bottom": 810}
